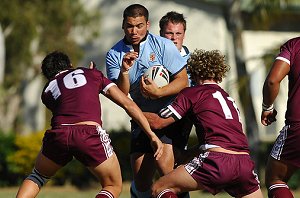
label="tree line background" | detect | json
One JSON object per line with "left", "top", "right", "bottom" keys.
{"left": 0, "top": 0, "right": 300, "bottom": 189}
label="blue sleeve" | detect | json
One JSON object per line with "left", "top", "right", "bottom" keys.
{"left": 161, "top": 39, "right": 186, "bottom": 76}
{"left": 106, "top": 50, "right": 121, "bottom": 82}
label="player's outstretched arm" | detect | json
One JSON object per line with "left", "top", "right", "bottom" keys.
{"left": 143, "top": 112, "right": 175, "bottom": 129}
{"left": 104, "top": 85, "right": 163, "bottom": 160}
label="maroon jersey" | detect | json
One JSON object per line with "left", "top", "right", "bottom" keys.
{"left": 276, "top": 37, "right": 300, "bottom": 124}
{"left": 165, "top": 83, "right": 249, "bottom": 152}
{"left": 42, "top": 67, "right": 114, "bottom": 127}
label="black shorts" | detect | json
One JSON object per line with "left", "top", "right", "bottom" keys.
{"left": 130, "top": 117, "right": 193, "bottom": 153}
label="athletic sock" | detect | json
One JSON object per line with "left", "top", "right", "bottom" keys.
{"left": 130, "top": 181, "right": 151, "bottom": 198}
{"left": 157, "top": 189, "right": 178, "bottom": 198}
{"left": 177, "top": 192, "right": 190, "bottom": 198}
{"left": 95, "top": 190, "right": 114, "bottom": 198}
{"left": 268, "top": 183, "right": 294, "bottom": 198}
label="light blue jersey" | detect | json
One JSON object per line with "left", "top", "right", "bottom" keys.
{"left": 180, "top": 45, "right": 190, "bottom": 63}
{"left": 180, "top": 45, "right": 194, "bottom": 87}
{"left": 106, "top": 32, "right": 186, "bottom": 113}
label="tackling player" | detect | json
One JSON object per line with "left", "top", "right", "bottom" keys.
{"left": 143, "top": 49, "right": 263, "bottom": 198}
{"left": 16, "top": 51, "right": 163, "bottom": 198}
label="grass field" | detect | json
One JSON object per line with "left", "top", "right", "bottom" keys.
{"left": 2, "top": 182, "right": 300, "bottom": 197}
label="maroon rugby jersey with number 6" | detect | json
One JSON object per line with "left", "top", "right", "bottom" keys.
{"left": 42, "top": 67, "right": 114, "bottom": 127}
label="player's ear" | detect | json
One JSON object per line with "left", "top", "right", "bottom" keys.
{"left": 146, "top": 21, "right": 150, "bottom": 30}
{"left": 122, "top": 20, "right": 125, "bottom": 29}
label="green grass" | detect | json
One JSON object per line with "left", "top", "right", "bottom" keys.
{"left": 2, "top": 183, "right": 300, "bottom": 197}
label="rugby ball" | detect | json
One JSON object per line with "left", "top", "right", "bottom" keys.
{"left": 143, "top": 65, "right": 169, "bottom": 87}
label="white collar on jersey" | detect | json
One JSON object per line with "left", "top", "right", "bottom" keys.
{"left": 180, "top": 48, "right": 187, "bottom": 56}
{"left": 202, "top": 82, "right": 218, "bottom": 85}
{"left": 55, "top": 70, "right": 69, "bottom": 77}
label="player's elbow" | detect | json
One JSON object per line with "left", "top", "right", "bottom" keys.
{"left": 265, "top": 77, "right": 280, "bottom": 88}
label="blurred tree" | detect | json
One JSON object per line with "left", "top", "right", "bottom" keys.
{"left": 204, "top": 0, "right": 300, "bottom": 175}
{"left": 0, "top": 0, "right": 100, "bottom": 134}
{"left": 241, "top": 0, "right": 300, "bottom": 31}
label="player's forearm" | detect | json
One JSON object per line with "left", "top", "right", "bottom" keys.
{"left": 144, "top": 112, "right": 163, "bottom": 129}
{"left": 116, "top": 72, "right": 130, "bottom": 95}
{"left": 158, "top": 77, "right": 188, "bottom": 97}
{"left": 125, "top": 103, "right": 158, "bottom": 139}
{"left": 262, "top": 79, "right": 280, "bottom": 106}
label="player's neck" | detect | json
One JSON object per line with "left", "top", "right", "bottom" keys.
{"left": 200, "top": 79, "right": 217, "bottom": 85}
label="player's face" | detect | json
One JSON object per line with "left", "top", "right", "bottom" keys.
{"left": 123, "top": 16, "right": 149, "bottom": 45}
{"left": 161, "top": 22, "right": 185, "bottom": 51}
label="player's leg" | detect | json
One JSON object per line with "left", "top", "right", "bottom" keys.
{"left": 265, "top": 156, "right": 296, "bottom": 198}
{"left": 89, "top": 152, "right": 122, "bottom": 198}
{"left": 155, "top": 143, "right": 175, "bottom": 175}
{"left": 157, "top": 142, "right": 190, "bottom": 198}
{"left": 241, "top": 188, "right": 263, "bottom": 198}
{"left": 152, "top": 165, "right": 201, "bottom": 198}
{"left": 156, "top": 144, "right": 192, "bottom": 198}
{"left": 130, "top": 152, "right": 156, "bottom": 197}
{"left": 16, "top": 151, "right": 62, "bottom": 198}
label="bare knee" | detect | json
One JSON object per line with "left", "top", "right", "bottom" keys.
{"left": 151, "top": 182, "right": 162, "bottom": 197}
{"left": 264, "top": 158, "right": 292, "bottom": 188}
{"left": 151, "top": 180, "right": 171, "bottom": 198}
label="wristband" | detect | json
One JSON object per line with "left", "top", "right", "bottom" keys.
{"left": 262, "top": 103, "right": 274, "bottom": 111}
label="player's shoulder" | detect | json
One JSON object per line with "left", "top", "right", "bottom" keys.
{"left": 147, "top": 32, "right": 174, "bottom": 45}
{"left": 286, "top": 36, "right": 300, "bottom": 43}
{"left": 182, "top": 84, "right": 223, "bottom": 96}
{"left": 78, "top": 67, "right": 104, "bottom": 78}
{"left": 180, "top": 86, "right": 199, "bottom": 97}
{"left": 108, "top": 39, "right": 126, "bottom": 52}
{"left": 283, "top": 36, "right": 300, "bottom": 49}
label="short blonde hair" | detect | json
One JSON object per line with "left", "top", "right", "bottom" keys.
{"left": 187, "top": 49, "right": 230, "bottom": 83}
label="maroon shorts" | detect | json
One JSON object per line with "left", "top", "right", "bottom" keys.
{"left": 184, "top": 151, "right": 260, "bottom": 197}
{"left": 42, "top": 125, "right": 114, "bottom": 167}
{"left": 270, "top": 124, "right": 300, "bottom": 168}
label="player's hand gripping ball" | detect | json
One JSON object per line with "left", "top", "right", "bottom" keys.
{"left": 142, "top": 65, "right": 170, "bottom": 99}
{"left": 142, "top": 65, "right": 169, "bottom": 99}
{"left": 143, "top": 65, "right": 169, "bottom": 87}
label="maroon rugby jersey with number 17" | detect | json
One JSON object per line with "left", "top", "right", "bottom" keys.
{"left": 42, "top": 67, "right": 114, "bottom": 127}
{"left": 169, "top": 83, "right": 250, "bottom": 153}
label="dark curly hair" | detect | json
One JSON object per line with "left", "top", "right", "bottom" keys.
{"left": 187, "top": 49, "right": 230, "bottom": 83}
{"left": 41, "top": 51, "right": 72, "bottom": 80}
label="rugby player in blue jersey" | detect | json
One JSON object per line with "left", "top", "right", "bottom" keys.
{"left": 106, "top": 4, "right": 189, "bottom": 198}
